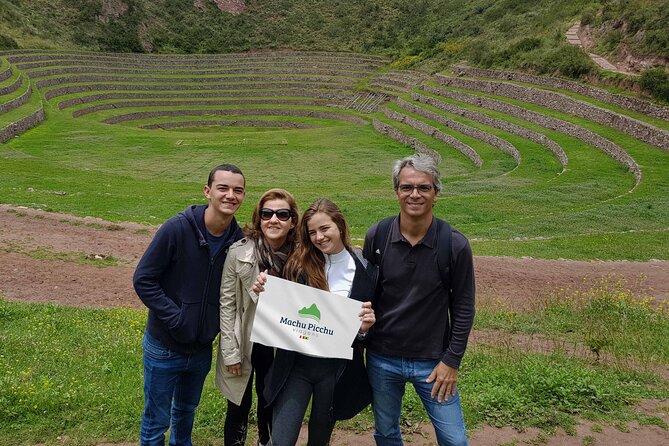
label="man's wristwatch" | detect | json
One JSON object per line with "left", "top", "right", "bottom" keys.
{"left": 356, "top": 330, "right": 368, "bottom": 340}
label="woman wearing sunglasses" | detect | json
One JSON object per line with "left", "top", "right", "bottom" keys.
{"left": 215, "top": 189, "right": 299, "bottom": 446}
{"left": 256, "top": 198, "right": 377, "bottom": 446}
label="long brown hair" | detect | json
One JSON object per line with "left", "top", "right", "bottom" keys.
{"left": 244, "top": 188, "right": 299, "bottom": 271}
{"left": 283, "top": 198, "right": 351, "bottom": 291}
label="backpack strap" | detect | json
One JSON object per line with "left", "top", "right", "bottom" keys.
{"left": 372, "top": 216, "right": 396, "bottom": 268}
{"left": 435, "top": 218, "right": 453, "bottom": 291}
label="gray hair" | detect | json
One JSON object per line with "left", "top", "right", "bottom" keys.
{"left": 392, "top": 154, "right": 442, "bottom": 194}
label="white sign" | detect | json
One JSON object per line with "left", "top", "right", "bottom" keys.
{"left": 250, "top": 276, "right": 362, "bottom": 359}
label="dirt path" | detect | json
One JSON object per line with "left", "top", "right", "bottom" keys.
{"left": 2, "top": 205, "right": 668, "bottom": 445}
{"left": 566, "top": 23, "right": 639, "bottom": 76}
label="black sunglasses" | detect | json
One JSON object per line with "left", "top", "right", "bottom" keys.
{"left": 259, "top": 208, "right": 293, "bottom": 221}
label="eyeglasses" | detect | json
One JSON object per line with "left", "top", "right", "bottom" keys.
{"left": 259, "top": 208, "right": 293, "bottom": 221}
{"left": 397, "top": 184, "right": 434, "bottom": 195}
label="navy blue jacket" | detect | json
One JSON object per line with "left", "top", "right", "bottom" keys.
{"left": 134, "top": 204, "right": 243, "bottom": 354}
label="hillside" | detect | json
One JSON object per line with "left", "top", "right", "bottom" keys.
{"left": 0, "top": 0, "right": 667, "bottom": 78}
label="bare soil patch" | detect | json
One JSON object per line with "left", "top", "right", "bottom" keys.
{"left": 2, "top": 205, "right": 668, "bottom": 445}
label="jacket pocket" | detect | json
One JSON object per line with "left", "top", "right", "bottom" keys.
{"left": 198, "top": 299, "right": 221, "bottom": 345}
{"left": 169, "top": 302, "right": 200, "bottom": 344}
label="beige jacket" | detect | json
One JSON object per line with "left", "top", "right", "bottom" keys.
{"left": 214, "top": 238, "right": 261, "bottom": 405}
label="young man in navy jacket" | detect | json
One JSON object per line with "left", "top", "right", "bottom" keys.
{"left": 134, "top": 164, "right": 246, "bottom": 446}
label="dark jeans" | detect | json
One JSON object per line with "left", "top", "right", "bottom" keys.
{"left": 270, "top": 354, "right": 342, "bottom": 446}
{"left": 225, "top": 343, "right": 274, "bottom": 446}
{"left": 140, "top": 332, "right": 212, "bottom": 446}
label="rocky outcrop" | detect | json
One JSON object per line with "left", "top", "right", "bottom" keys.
{"left": 211, "top": 0, "right": 246, "bottom": 15}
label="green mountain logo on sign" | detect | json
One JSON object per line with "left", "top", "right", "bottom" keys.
{"left": 298, "top": 303, "right": 321, "bottom": 322}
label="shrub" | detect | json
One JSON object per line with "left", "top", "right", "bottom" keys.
{"left": 0, "top": 34, "right": 18, "bottom": 50}
{"left": 602, "top": 29, "right": 624, "bottom": 53}
{"left": 555, "top": 45, "right": 595, "bottom": 78}
{"left": 581, "top": 8, "right": 596, "bottom": 26}
{"left": 519, "top": 44, "right": 594, "bottom": 78}
{"left": 512, "top": 37, "right": 543, "bottom": 53}
{"left": 640, "top": 67, "right": 669, "bottom": 103}
{"left": 390, "top": 55, "right": 420, "bottom": 70}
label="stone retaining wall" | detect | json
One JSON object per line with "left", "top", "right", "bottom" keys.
{"left": 367, "top": 82, "right": 407, "bottom": 95}
{"left": 382, "top": 107, "right": 482, "bottom": 167}
{"left": 423, "top": 85, "right": 640, "bottom": 185}
{"left": 3, "top": 51, "right": 388, "bottom": 66}
{"left": 0, "top": 105, "right": 45, "bottom": 143}
{"left": 102, "top": 108, "right": 369, "bottom": 125}
{"left": 18, "top": 61, "right": 376, "bottom": 75}
{"left": 35, "top": 74, "right": 354, "bottom": 89}
{"left": 396, "top": 97, "right": 520, "bottom": 164}
{"left": 436, "top": 74, "right": 669, "bottom": 152}
{"left": 70, "top": 99, "right": 332, "bottom": 117}
{"left": 58, "top": 90, "right": 355, "bottom": 109}
{"left": 372, "top": 119, "right": 442, "bottom": 163}
{"left": 0, "top": 84, "right": 31, "bottom": 115}
{"left": 44, "top": 84, "right": 350, "bottom": 101}
{"left": 452, "top": 65, "right": 669, "bottom": 121}
{"left": 414, "top": 91, "right": 567, "bottom": 167}
{"left": 0, "top": 74, "right": 23, "bottom": 96}
{"left": 142, "top": 120, "right": 318, "bottom": 130}
{"left": 25, "top": 66, "right": 367, "bottom": 80}
{"left": 0, "top": 65, "right": 12, "bottom": 82}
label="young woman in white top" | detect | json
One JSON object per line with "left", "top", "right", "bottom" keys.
{"left": 258, "top": 198, "right": 377, "bottom": 446}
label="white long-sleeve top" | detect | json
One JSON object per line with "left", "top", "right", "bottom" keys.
{"left": 324, "top": 248, "right": 355, "bottom": 297}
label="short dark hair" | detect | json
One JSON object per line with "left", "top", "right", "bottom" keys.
{"left": 208, "top": 164, "right": 244, "bottom": 187}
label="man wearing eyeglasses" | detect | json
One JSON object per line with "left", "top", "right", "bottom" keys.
{"left": 363, "top": 154, "right": 475, "bottom": 446}
{"left": 134, "top": 164, "right": 246, "bottom": 446}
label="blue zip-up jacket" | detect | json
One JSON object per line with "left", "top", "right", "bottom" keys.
{"left": 134, "top": 204, "right": 243, "bottom": 354}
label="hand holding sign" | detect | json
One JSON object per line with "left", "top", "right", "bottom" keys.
{"left": 250, "top": 276, "right": 363, "bottom": 359}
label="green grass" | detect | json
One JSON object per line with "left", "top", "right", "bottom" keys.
{"left": 0, "top": 241, "right": 123, "bottom": 267}
{"left": 2, "top": 281, "right": 668, "bottom": 445}
{"left": 1, "top": 49, "right": 668, "bottom": 260}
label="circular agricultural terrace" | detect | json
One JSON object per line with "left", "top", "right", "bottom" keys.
{"left": 1, "top": 49, "right": 669, "bottom": 445}
{"left": 1, "top": 49, "right": 668, "bottom": 260}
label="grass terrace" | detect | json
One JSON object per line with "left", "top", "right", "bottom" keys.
{"left": 0, "top": 46, "right": 668, "bottom": 445}
{"left": 0, "top": 49, "right": 668, "bottom": 260}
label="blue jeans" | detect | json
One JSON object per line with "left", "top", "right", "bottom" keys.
{"left": 140, "top": 332, "right": 212, "bottom": 446}
{"left": 366, "top": 351, "right": 468, "bottom": 446}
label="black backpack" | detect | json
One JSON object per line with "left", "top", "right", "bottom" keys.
{"left": 371, "top": 216, "right": 453, "bottom": 290}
